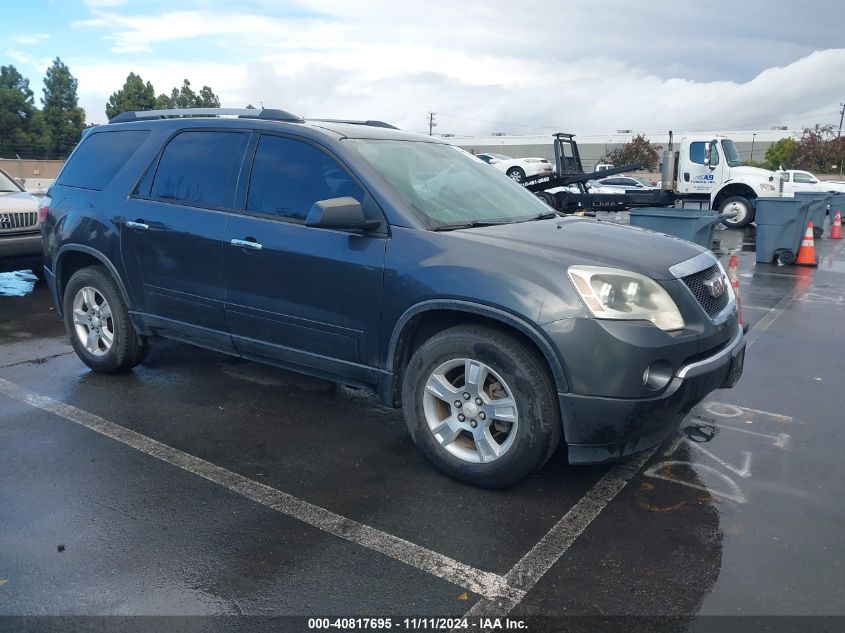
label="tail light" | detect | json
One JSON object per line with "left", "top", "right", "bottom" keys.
{"left": 37, "top": 196, "right": 51, "bottom": 224}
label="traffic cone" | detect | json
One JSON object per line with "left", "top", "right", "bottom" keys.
{"left": 795, "top": 222, "right": 818, "bottom": 267}
{"left": 831, "top": 210, "right": 843, "bottom": 240}
{"left": 727, "top": 252, "right": 743, "bottom": 327}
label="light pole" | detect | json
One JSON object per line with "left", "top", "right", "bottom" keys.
{"left": 750, "top": 133, "right": 757, "bottom": 163}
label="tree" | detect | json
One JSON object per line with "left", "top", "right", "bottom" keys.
{"left": 0, "top": 65, "right": 50, "bottom": 158}
{"left": 601, "top": 135, "right": 659, "bottom": 171}
{"left": 105, "top": 72, "right": 155, "bottom": 119}
{"left": 155, "top": 79, "right": 220, "bottom": 109}
{"left": 42, "top": 57, "right": 85, "bottom": 157}
{"left": 762, "top": 138, "right": 798, "bottom": 171}
{"left": 791, "top": 124, "right": 844, "bottom": 174}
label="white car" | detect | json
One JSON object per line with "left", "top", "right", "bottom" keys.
{"left": 777, "top": 169, "right": 845, "bottom": 195}
{"left": 476, "top": 153, "right": 553, "bottom": 182}
{"left": 593, "top": 175, "right": 659, "bottom": 191}
{"left": 1, "top": 168, "right": 42, "bottom": 259}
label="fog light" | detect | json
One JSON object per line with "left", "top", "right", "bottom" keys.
{"left": 643, "top": 360, "right": 673, "bottom": 391}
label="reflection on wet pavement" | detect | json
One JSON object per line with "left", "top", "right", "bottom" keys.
{"left": 0, "top": 270, "right": 38, "bottom": 297}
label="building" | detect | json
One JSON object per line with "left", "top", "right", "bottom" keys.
{"left": 442, "top": 129, "right": 798, "bottom": 172}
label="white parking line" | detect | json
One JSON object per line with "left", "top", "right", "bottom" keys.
{"left": 0, "top": 377, "right": 521, "bottom": 602}
{"left": 457, "top": 450, "right": 653, "bottom": 620}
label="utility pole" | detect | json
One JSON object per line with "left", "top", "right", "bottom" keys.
{"left": 750, "top": 133, "right": 757, "bottom": 162}
{"left": 427, "top": 112, "right": 437, "bottom": 136}
{"left": 838, "top": 102, "right": 844, "bottom": 176}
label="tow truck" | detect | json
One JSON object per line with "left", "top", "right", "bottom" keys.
{"left": 524, "top": 132, "right": 782, "bottom": 228}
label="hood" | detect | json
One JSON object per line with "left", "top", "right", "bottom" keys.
{"left": 727, "top": 165, "right": 775, "bottom": 181}
{"left": 450, "top": 217, "right": 707, "bottom": 280}
{"left": 0, "top": 191, "right": 39, "bottom": 212}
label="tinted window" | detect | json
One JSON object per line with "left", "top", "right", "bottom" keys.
{"left": 246, "top": 135, "right": 363, "bottom": 222}
{"left": 58, "top": 130, "right": 149, "bottom": 191}
{"left": 689, "top": 141, "right": 719, "bottom": 166}
{"left": 150, "top": 131, "right": 247, "bottom": 209}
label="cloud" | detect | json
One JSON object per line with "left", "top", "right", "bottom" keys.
{"left": 64, "top": 0, "right": 845, "bottom": 132}
{"left": 11, "top": 33, "right": 51, "bottom": 45}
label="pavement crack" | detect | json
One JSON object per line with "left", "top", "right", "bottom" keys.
{"left": 0, "top": 351, "right": 74, "bottom": 369}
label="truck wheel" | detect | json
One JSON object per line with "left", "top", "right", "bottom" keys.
{"left": 720, "top": 196, "right": 754, "bottom": 228}
{"left": 507, "top": 167, "right": 526, "bottom": 183}
{"left": 63, "top": 266, "right": 149, "bottom": 374}
{"left": 401, "top": 325, "right": 561, "bottom": 489}
{"left": 536, "top": 191, "right": 557, "bottom": 208}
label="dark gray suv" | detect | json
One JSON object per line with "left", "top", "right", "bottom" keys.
{"left": 41, "top": 108, "right": 745, "bottom": 488}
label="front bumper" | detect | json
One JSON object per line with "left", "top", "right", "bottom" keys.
{"left": 0, "top": 232, "right": 42, "bottom": 258}
{"left": 560, "top": 324, "right": 746, "bottom": 464}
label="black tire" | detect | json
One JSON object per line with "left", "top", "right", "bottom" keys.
{"left": 536, "top": 191, "right": 557, "bottom": 209}
{"left": 506, "top": 167, "right": 526, "bottom": 183}
{"left": 719, "top": 196, "right": 755, "bottom": 228}
{"left": 401, "top": 325, "right": 561, "bottom": 489}
{"left": 63, "top": 265, "right": 148, "bottom": 373}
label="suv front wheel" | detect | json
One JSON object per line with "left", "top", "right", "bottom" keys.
{"left": 402, "top": 325, "right": 560, "bottom": 488}
{"left": 63, "top": 266, "right": 148, "bottom": 373}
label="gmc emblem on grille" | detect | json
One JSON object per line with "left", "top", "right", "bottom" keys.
{"left": 704, "top": 273, "right": 727, "bottom": 299}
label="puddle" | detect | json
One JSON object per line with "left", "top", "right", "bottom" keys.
{"left": 0, "top": 270, "right": 38, "bottom": 297}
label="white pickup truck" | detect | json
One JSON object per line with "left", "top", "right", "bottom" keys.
{"left": 776, "top": 170, "right": 845, "bottom": 195}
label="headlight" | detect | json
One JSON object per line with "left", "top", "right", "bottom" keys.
{"left": 568, "top": 266, "right": 685, "bottom": 331}
{"left": 759, "top": 183, "right": 776, "bottom": 191}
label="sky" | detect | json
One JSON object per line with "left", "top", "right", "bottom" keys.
{"left": 4, "top": 0, "right": 845, "bottom": 137}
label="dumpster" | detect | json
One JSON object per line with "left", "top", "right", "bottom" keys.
{"left": 793, "top": 192, "right": 830, "bottom": 238}
{"left": 755, "top": 197, "right": 812, "bottom": 265}
{"left": 628, "top": 207, "right": 727, "bottom": 249}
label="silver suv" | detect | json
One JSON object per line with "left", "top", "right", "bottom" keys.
{"left": 0, "top": 167, "right": 42, "bottom": 259}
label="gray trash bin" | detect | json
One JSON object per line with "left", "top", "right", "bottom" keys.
{"left": 827, "top": 193, "right": 845, "bottom": 224}
{"left": 755, "top": 197, "right": 812, "bottom": 265}
{"left": 793, "top": 192, "right": 830, "bottom": 238}
{"left": 628, "top": 207, "right": 725, "bottom": 248}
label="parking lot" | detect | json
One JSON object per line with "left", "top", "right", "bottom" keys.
{"left": 1, "top": 221, "right": 844, "bottom": 631}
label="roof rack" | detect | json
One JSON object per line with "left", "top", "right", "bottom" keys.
{"left": 310, "top": 119, "right": 399, "bottom": 130}
{"left": 108, "top": 108, "right": 304, "bottom": 124}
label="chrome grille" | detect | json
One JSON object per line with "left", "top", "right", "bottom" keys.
{"left": 0, "top": 211, "right": 39, "bottom": 233}
{"left": 681, "top": 264, "right": 730, "bottom": 318}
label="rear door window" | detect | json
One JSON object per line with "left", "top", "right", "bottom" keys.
{"left": 149, "top": 131, "right": 248, "bottom": 209}
{"left": 58, "top": 130, "right": 149, "bottom": 191}
{"left": 245, "top": 135, "right": 363, "bottom": 222}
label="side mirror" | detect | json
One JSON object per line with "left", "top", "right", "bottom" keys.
{"left": 489, "top": 158, "right": 500, "bottom": 165}
{"left": 305, "top": 197, "right": 380, "bottom": 231}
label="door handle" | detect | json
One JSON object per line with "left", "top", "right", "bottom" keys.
{"left": 683, "top": 173, "right": 690, "bottom": 182}
{"left": 230, "top": 238, "right": 263, "bottom": 251}
{"left": 126, "top": 220, "right": 149, "bottom": 231}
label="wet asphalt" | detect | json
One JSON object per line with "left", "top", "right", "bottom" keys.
{"left": 1, "top": 220, "right": 844, "bottom": 630}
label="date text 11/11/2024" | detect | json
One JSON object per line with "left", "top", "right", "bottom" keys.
{"left": 307, "top": 617, "right": 528, "bottom": 630}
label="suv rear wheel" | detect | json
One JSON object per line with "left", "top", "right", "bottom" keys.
{"left": 63, "top": 266, "right": 148, "bottom": 373}
{"left": 402, "top": 325, "right": 560, "bottom": 488}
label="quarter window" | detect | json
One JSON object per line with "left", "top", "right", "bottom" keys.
{"left": 150, "top": 131, "right": 248, "bottom": 209}
{"left": 59, "top": 130, "right": 149, "bottom": 191}
{"left": 246, "top": 135, "right": 363, "bottom": 222}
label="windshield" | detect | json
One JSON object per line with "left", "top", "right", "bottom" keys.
{"left": 721, "top": 140, "right": 743, "bottom": 167}
{"left": 0, "top": 170, "right": 23, "bottom": 192}
{"left": 346, "top": 140, "right": 552, "bottom": 229}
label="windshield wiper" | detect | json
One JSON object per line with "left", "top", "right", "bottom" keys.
{"left": 431, "top": 220, "right": 511, "bottom": 231}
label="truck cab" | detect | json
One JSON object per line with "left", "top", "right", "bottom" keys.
{"left": 667, "top": 135, "right": 781, "bottom": 228}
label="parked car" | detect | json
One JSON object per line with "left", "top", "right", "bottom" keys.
{"left": 777, "top": 169, "right": 845, "bottom": 195}
{"left": 594, "top": 175, "right": 659, "bottom": 191}
{"left": 0, "top": 167, "right": 43, "bottom": 259}
{"left": 476, "top": 152, "right": 553, "bottom": 182}
{"left": 41, "top": 108, "right": 745, "bottom": 488}
{"left": 594, "top": 163, "right": 615, "bottom": 172}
